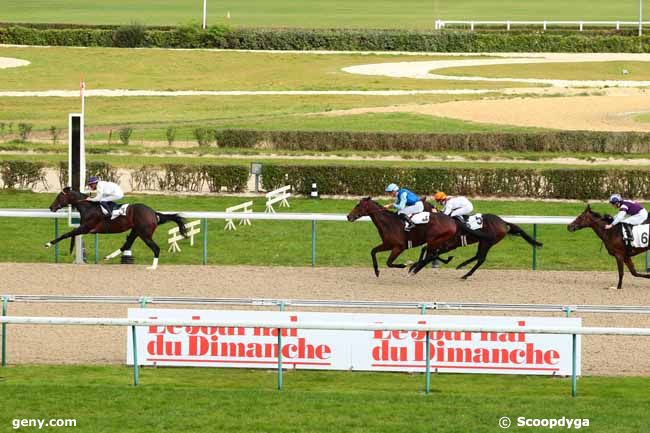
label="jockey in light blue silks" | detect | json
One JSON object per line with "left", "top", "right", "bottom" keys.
{"left": 383, "top": 183, "right": 423, "bottom": 231}
{"left": 605, "top": 193, "right": 649, "bottom": 231}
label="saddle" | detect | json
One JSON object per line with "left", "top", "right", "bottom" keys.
{"left": 98, "top": 202, "right": 129, "bottom": 220}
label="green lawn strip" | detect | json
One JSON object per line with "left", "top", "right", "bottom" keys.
{"left": 1, "top": 0, "right": 644, "bottom": 27}
{"left": 0, "top": 152, "right": 643, "bottom": 170}
{"left": 435, "top": 61, "right": 650, "bottom": 81}
{"left": 633, "top": 112, "right": 650, "bottom": 123}
{"left": 0, "top": 190, "right": 644, "bottom": 271}
{"left": 0, "top": 94, "right": 496, "bottom": 132}
{"left": 0, "top": 366, "right": 648, "bottom": 433}
{"left": 0, "top": 47, "right": 526, "bottom": 92}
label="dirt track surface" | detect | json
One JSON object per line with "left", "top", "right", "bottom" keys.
{"left": 2, "top": 263, "right": 650, "bottom": 376}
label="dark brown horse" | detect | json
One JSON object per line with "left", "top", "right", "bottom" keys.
{"left": 46, "top": 187, "right": 187, "bottom": 269}
{"left": 347, "top": 197, "right": 457, "bottom": 277}
{"left": 410, "top": 214, "right": 543, "bottom": 279}
{"left": 568, "top": 205, "right": 650, "bottom": 289}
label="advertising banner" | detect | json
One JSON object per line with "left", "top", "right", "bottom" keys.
{"left": 127, "top": 309, "right": 581, "bottom": 375}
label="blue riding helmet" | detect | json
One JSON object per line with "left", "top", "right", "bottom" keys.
{"left": 87, "top": 176, "right": 99, "bottom": 185}
{"left": 609, "top": 193, "right": 622, "bottom": 204}
{"left": 385, "top": 183, "right": 399, "bottom": 192}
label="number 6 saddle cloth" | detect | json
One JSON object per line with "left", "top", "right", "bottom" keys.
{"left": 626, "top": 224, "right": 650, "bottom": 248}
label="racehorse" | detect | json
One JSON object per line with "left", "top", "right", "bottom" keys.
{"left": 346, "top": 197, "right": 457, "bottom": 277}
{"left": 568, "top": 205, "right": 650, "bottom": 289}
{"left": 409, "top": 214, "right": 543, "bottom": 279}
{"left": 45, "top": 187, "right": 187, "bottom": 269}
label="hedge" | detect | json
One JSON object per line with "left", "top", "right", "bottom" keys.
{"left": 214, "top": 129, "right": 650, "bottom": 154}
{"left": 3, "top": 25, "right": 650, "bottom": 52}
{"left": 0, "top": 160, "right": 47, "bottom": 190}
{"left": 262, "top": 165, "right": 650, "bottom": 200}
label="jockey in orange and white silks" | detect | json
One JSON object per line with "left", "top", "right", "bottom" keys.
{"left": 605, "top": 194, "right": 648, "bottom": 230}
{"left": 434, "top": 192, "right": 473, "bottom": 218}
{"left": 383, "top": 183, "right": 423, "bottom": 231}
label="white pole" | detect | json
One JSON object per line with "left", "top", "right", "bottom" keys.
{"left": 202, "top": 0, "right": 207, "bottom": 29}
{"left": 640, "top": 0, "right": 643, "bottom": 36}
{"left": 80, "top": 75, "right": 85, "bottom": 115}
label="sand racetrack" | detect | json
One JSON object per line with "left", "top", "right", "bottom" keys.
{"left": 2, "top": 263, "right": 650, "bottom": 376}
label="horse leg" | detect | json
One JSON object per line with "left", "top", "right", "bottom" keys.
{"left": 614, "top": 256, "right": 625, "bottom": 290}
{"left": 386, "top": 247, "right": 407, "bottom": 269}
{"left": 138, "top": 232, "right": 161, "bottom": 270}
{"left": 45, "top": 226, "right": 89, "bottom": 248}
{"left": 623, "top": 256, "right": 650, "bottom": 279}
{"left": 371, "top": 244, "right": 391, "bottom": 277}
{"left": 410, "top": 248, "right": 438, "bottom": 275}
{"left": 105, "top": 230, "right": 138, "bottom": 261}
{"left": 460, "top": 242, "right": 493, "bottom": 280}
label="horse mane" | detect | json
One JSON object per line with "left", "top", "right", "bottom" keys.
{"left": 589, "top": 209, "right": 613, "bottom": 223}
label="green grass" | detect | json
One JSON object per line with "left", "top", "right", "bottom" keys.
{"left": 435, "top": 61, "right": 650, "bottom": 81}
{"left": 633, "top": 112, "right": 650, "bottom": 123}
{"left": 1, "top": 0, "right": 647, "bottom": 28}
{"left": 0, "top": 47, "right": 517, "bottom": 92}
{"left": 0, "top": 366, "right": 648, "bottom": 433}
{"left": 0, "top": 190, "right": 646, "bottom": 272}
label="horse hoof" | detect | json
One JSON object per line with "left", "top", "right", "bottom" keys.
{"left": 44, "top": 242, "right": 52, "bottom": 249}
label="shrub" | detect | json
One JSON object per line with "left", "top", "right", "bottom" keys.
{"left": 165, "top": 126, "right": 177, "bottom": 146}
{"left": 1, "top": 160, "right": 47, "bottom": 189}
{"left": 58, "top": 161, "right": 120, "bottom": 189}
{"left": 193, "top": 127, "right": 212, "bottom": 147}
{"left": 261, "top": 164, "right": 650, "bottom": 200}
{"left": 119, "top": 127, "right": 133, "bottom": 145}
{"left": 158, "top": 164, "right": 204, "bottom": 192}
{"left": 49, "top": 125, "right": 61, "bottom": 145}
{"left": 130, "top": 165, "right": 159, "bottom": 191}
{"left": 202, "top": 165, "right": 249, "bottom": 192}
{"left": 112, "top": 22, "right": 146, "bottom": 47}
{"left": 17, "top": 123, "right": 33, "bottom": 142}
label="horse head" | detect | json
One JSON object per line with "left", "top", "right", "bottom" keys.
{"left": 347, "top": 197, "right": 382, "bottom": 222}
{"left": 49, "top": 187, "right": 85, "bottom": 212}
{"left": 567, "top": 205, "right": 599, "bottom": 232}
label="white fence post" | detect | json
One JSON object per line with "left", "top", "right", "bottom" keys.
{"left": 265, "top": 186, "right": 291, "bottom": 213}
{"left": 224, "top": 201, "right": 253, "bottom": 231}
{"left": 167, "top": 220, "right": 201, "bottom": 253}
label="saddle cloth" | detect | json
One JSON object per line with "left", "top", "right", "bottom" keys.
{"left": 410, "top": 212, "right": 430, "bottom": 225}
{"left": 100, "top": 203, "right": 129, "bottom": 220}
{"left": 466, "top": 214, "right": 483, "bottom": 230}
{"left": 630, "top": 224, "right": 650, "bottom": 248}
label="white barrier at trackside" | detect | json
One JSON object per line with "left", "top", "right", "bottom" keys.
{"left": 265, "top": 186, "right": 291, "bottom": 213}
{"left": 2, "top": 315, "right": 650, "bottom": 335}
{"left": 0, "top": 209, "right": 575, "bottom": 225}
{"left": 167, "top": 220, "right": 201, "bottom": 253}
{"left": 224, "top": 201, "right": 253, "bottom": 230}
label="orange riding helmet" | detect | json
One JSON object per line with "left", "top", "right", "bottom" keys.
{"left": 433, "top": 191, "right": 447, "bottom": 202}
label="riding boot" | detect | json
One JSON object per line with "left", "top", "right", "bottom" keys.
{"left": 399, "top": 213, "right": 415, "bottom": 231}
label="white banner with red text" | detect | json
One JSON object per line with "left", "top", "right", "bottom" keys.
{"left": 126, "top": 309, "right": 581, "bottom": 375}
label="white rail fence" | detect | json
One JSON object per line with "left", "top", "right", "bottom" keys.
{"left": 1, "top": 314, "right": 649, "bottom": 396}
{"left": 0, "top": 208, "right": 569, "bottom": 268}
{"left": 435, "top": 19, "right": 649, "bottom": 32}
{"left": 0, "top": 208, "right": 575, "bottom": 269}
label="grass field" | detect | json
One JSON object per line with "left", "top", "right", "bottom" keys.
{"left": 1, "top": 0, "right": 646, "bottom": 28}
{"left": 0, "top": 190, "right": 646, "bottom": 272}
{"left": 0, "top": 366, "right": 648, "bottom": 433}
{"left": 0, "top": 48, "right": 512, "bottom": 92}
{"left": 436, "top": 61, "right": 650, "bottom": 81}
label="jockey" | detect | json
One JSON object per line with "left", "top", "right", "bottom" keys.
{"left": 434, "top": 192, "right": 473, "bottom": 220}
{"left": 605, "top": 194, "right": 648, "bottom": 230}
{"left": 85, "top": 176, "right": 124, "bottom": 218}
{"left": 383, "top": 183, "right": 423, "bottom": 231}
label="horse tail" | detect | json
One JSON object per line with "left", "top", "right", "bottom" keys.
{"left": 507, "top": 223, "right": 543, "bottom": 248}
{"left": 156, "top": 212, "right": 188, "bottom": 237}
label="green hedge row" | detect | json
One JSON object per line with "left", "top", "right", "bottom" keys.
{"left": 4, "top": 25, "right": 650, "bottom": 52}
{"left": 262, "top": 165, "right": 650, "bottom": 200}
{"left": 1, "top": 160, "right": 47, "bottom": 189}
{"left": 214, "top": 129, "right": 650, "bottom": 153}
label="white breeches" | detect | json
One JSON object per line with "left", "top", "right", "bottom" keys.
{"left": 448, "top": 204, "right": 474, "bottom": 218}
{"left": 398, "top": 201, "right": 424, "bottom": 215}
{"left": 621, "top": 209, "right": 648, "bottom": 226}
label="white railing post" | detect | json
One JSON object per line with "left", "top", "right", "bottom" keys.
{"left": 506, "top": 20, "right": 511, "bottom": 31}
{"left": 579, "top": 21, "right": 584, "bottom": 31}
